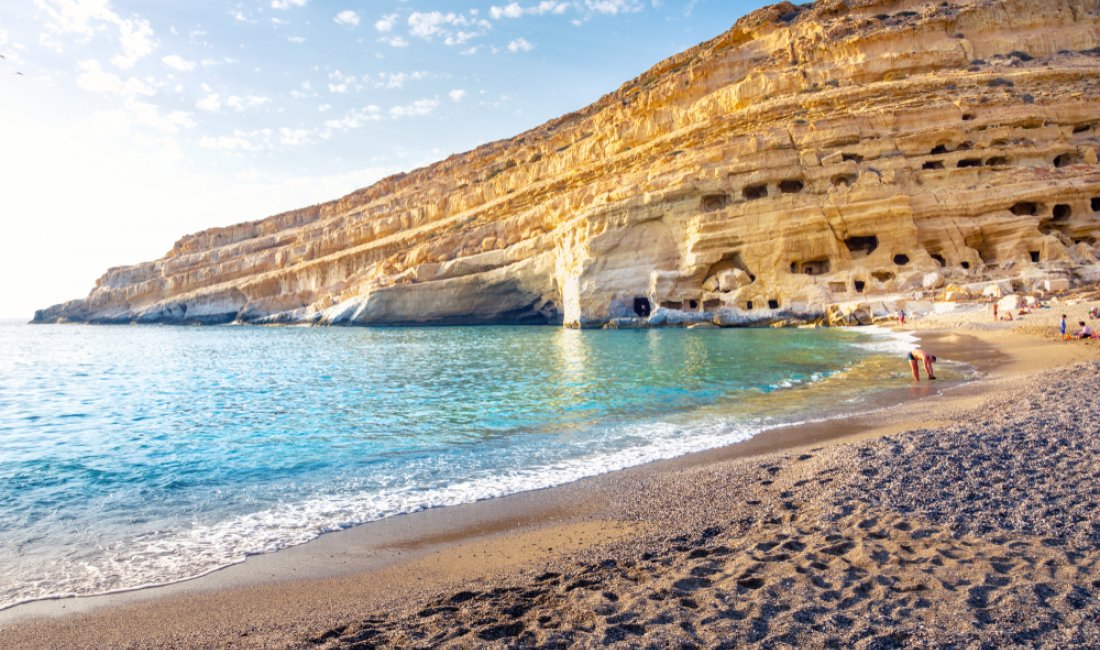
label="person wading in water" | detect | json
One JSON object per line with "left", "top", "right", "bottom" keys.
{"left": 907, "top": 348, "right": 937, "bottom": 383}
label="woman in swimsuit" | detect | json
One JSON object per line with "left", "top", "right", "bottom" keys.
{"left": 908, "top": 348, "right": 937, "bottom": 383}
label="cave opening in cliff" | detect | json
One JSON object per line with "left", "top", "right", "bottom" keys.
{"left": 1054, "top": 153, "right": 1080, "bottom": 168}
{"left": 1093, "top": 197, "right": 1100, "bottom": 212}
{"left": 1010, "top": 202, "right": 1039, "bottom": 216}
{"left": 767, "top": 299, "right": 780, "bottom": 309}
{"left": 956, "top": 142, "right": 973, "bottom": 151}
{"left": 796, "top": 259, "right": 830, "bottom": 275}
{"left": 922, "top": 160, "right": 944, "bottom": 170}
{"left": 844, "top": 235, "right": 879, "bottom": 257}
{"left": 688, "top": 299, "right": 699, "bottom": 310}
{"left": 841, "top": 153, "right": 863, "bottom": 163}
{"left": 957, "top": 158, "right": 982, "bottom": 168}
{"left": 853, "top": 281, "right": 865, "bottom": 293}
{"left": 1029, "top": 251, "right": 1041, "bottom": 263}
{"left": 1073, "top": 123, "right": 1093, "bottom": 134}
{"left": 961, "top": 261, "right": 971, "bottom": 269}
{"left": 832, "top": 174, "right": 857, "bottom": 188}
{"left": 706, "top": 252, "right": 755, "bottom": 286}
{"left": 779, "top": 179, "right": 804, "bottom": 194}
{"left": 661, "top": 301, "right": 683, "bottom": 311}
{"left": 703, "top": 299, "right": 720, "bottom": 312}
{"left": 872, "top": 271, "right": 895, "bottom": 282}
{"left": 1052, "top": 204, "right": 1072, "bottom": 221}
{"left": 745, "top": 301, "right": 754, "bottom": 310}
{"left": 930, "top": 253, "right": 946, "bottom": 266}
{"left": 962, "top": 113, "right": 975, "bottom": 121}
{"left": 742, "top": 184, "right": 768, "bottom": 200}
{"left": 986, "top": 156, "right": 1008, "bottom": 167}
{"left": 700, "top": 193, "right": 729, "bottom": 211}
{"left": 893, "top": 254, "right": 910, "bottom": 266}
{"left": 633, "top": 297, "right": 651, "bottom": 317}
{"left": 930, "top": 144, "right": 949, "bottom": 155}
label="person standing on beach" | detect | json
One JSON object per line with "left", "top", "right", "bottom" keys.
{"left": 1060, "top": 314, "right": 1068, "bottom": 341}
{"left": 993, "top": 303, "right": 998, "bottom": 321}
{"left": 907, "top": 348, "right": 937, "bottom": 382}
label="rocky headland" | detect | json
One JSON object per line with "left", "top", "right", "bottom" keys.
{"left": 34, "top": 0, "right": 1100, "bottom": 327}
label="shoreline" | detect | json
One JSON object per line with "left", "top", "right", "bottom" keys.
{"left": 1, "top": 312, "right": 1096, "bottom": 647}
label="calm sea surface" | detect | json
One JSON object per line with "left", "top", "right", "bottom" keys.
{"left": 0, "top": 320, "right": 952, "bottom": 609}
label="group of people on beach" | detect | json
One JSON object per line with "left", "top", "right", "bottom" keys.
{"left": 1060, "top": 314, "right": 1097, "bottom": 340}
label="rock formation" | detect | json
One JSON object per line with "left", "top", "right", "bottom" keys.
{"left": 35, "top": 0, "right": 1100, "bottom": 327}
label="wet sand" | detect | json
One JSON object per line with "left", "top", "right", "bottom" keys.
{"left": 2, "top": 308, "right": 1098, "bottom": 648}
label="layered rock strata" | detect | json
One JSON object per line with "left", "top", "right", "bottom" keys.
{"left": 35, "top": 0, "right": 1100, "bottom": 327}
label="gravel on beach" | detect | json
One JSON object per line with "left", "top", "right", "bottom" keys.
{"left": 318, "top": 362, "right": 1100, "bottom": 649}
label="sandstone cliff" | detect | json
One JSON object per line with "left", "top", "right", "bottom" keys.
{"left": 35, "top": 0, "right": 1100, "bottom": 327}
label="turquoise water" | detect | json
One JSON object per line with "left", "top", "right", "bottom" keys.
{"left": 0, "top": 321, "right": 935, "bottom": 609}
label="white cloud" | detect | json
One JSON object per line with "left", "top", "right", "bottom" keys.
{"left": 334, "top": 10, "right": 360, "bottom": 27}
{"left": 124, "top": 99, "right": 195, "bottom": 133}
{"left": 76, "top": 59, "right": 154, "bottom": 96}
{"left": 371, "top": 70, "right": 429, "bottom": 89}
{"left": 270, "top": 0, "right": 307, "bottom": 9}
{"left": 199, "top": 129, "right": 270, "bottom": 153}
{"left": 110, "top": 14, "right": 156, "bottom": 68}
{"left": 507, "top": 37, "right": 534, "bottom": 53}
{"left": 278, "top": 127, "right": 314, "bottom": 146}
{"left": 287, "top": 36, "right": 306, "bottom": 43}
{"left": 375, "top": 14, "right": 397, "bottom": 32}
{"left": 225, "top": 94, "right": 270, "bottom": 112}
{"left": 448, "top": 88, "right": 466, "bottom": 102}
{"left": 35, "top": 0, "right": 158, "bottom": 69}
{"left": 290, "top": 81, "right": 315, "bottom": 99}
{"left": 407, "top": 11, "right": 491, "bottom": 45}
{"left": 380, "top": 35, "right": 408, "bottom": 48}
{"left": 490, "top": 3, "right": 523, "bottom": 19}
{"left": 161, "top": 54, "right": 195, "bottom": 72}
{"left": 490, "top": 2, "right": 570, "bottom": 19}
{"left": 389, "top": 98, "right": 438, "bottom": 118}
{"left": 324, "top": 105, "right": 382, "bottom": 130}
{"left": 584, "top": 0, "right": 644, "bottom": 14}
{"left": 196, "top": 92, "right": 221, "bottom": 112}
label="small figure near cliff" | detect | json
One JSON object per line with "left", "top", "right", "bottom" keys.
{"left": 993, "top": 303, "right": 999, "bottom": 321}
{"left": 897, "top": 310, "right": 906, "bottom": 325}
{"left": 1074, "top": 321, "right": 1093, "bottom": 339}
{"left": 907, "top": 349, "right": 936, "bottom": 383}
{"left": 1060, "top": 314, "right": 1068, "bottom": 341}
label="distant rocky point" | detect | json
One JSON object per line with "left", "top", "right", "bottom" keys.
{"left": 35, "top": 0, "right": 1100, "bottom": 328}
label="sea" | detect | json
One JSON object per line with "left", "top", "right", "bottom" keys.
{"left": 0, "top": 320, "right": 962, "bottom": 610}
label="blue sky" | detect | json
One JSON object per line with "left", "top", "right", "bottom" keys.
{"left": 0, "top": 0, "right": 771, "bottom": 317}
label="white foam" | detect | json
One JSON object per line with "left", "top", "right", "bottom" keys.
{"left": 847, "top": 325, "right": 918, "bottom": 355}
{"left": 0, "top": 412, "right": 795, "bottom": 611}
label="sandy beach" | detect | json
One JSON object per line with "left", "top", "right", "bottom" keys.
{"left": 2, "top": 302, "right": 1099, "bottom": 648}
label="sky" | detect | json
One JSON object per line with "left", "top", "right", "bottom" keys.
{"left": 0, "top": 0, "right": 771, "bottom": 318}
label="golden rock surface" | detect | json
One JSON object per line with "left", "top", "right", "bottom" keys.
{"left": 35, "top": 0, "right": 1100, "bottom": 327}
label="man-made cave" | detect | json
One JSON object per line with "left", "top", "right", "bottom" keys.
{"left": 844, "top": 235, "right": 879, "bottom": 256}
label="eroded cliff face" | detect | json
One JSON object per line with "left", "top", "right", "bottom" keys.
{"left": 35, "top": 0, "right": 1100, "bottom": 327}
